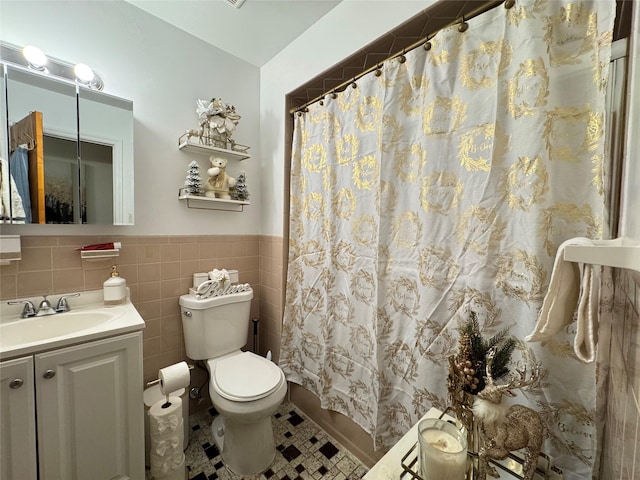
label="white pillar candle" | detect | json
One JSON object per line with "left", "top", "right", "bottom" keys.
{"left": 418, "top": 418, "right": 467, "bottom": 480}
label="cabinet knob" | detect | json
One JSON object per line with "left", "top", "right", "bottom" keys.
{"left": 42, "top": 369, "right": 56, "bottom": 379}
{"left": 9, "top": 378, "right": 24, "bottom": 389}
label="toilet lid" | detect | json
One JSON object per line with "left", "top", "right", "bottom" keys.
{"left": 213, "top": 351, "right": 284, "bottom": 402}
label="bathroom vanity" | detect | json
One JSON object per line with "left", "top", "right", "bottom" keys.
{"left": 0, "top": 291, "right": 145, "bottom": 480}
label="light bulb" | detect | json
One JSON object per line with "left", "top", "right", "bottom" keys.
{"left": 74, "top": 63, "right": 95, "bottom": 83}
{"left": 22, "top": 45, "right": 47, "bottom": 69}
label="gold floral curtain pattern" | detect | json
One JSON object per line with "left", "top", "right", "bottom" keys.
{"left": 280, "top": 1, "right": 616, "bottom": 477}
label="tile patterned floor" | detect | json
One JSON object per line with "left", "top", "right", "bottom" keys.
{"left": 174, "top": 402, "right": 369, "bottom": 480}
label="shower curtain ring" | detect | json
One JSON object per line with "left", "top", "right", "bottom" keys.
{"left": 375, "top": 64, "right": 382, "bottom": 77}
{"left": 505, "top": 0, "right": 516, "bottom": 9}
{"left": 424, "top": 40, "right": 432, "bottom": 51}
{"left": 458, "top": 16, "right": 469, "bottom": 32}
{"left": 398, "top": 49, "right": 406, "bottom": 63}
{"left": 331, "top": 91, "right": 337, "bottom": 99}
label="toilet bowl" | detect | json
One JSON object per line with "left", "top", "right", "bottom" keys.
{"left": 207, "top": 351, "right": 287, "bottom": 475}
{"left": 179, "top": 282, "right": 287, "bottom": 476}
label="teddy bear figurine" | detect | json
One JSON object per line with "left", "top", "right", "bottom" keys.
{"left": 204, "top": 156, "right": 236, "bottom": 199}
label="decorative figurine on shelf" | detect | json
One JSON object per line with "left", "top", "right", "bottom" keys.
{"left": 204, "top": 156, "right": 236, "bottom": 199}
{"left": 207, "top": 98, "right": 241, "bottom": 136}
{"left": 447, "top": 311, "right": 520, "bottom": 477}
{"left": 473, "top": 349, "right": 545, "bottom": 480}
{"left": 195, "top": 97, "right": 241, "bottom": 148}
{"left": 184, "top": 160, "right": 203, "bottom": 195}
{"left": 185, "top": 127, "right": 204, "bottom": 144}
{"left": 448, "top": 313, "right": 516, "bottom": 443}
{"left": 231, "top": 170, "right": 250, "bottom": 201}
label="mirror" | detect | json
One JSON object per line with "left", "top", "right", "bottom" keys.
{"left": 1, "top": 63, "right": 134, "bottom": 225}
{"left": 79, "top": 88, "right": 134, "bottom": 225}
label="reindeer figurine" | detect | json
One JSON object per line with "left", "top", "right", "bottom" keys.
{"left": 473, "top": 349, "right": 545, "bottom": 480}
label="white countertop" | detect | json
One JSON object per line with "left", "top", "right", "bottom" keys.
{"left": 0, "top": 290, "right": 145, "bottom": 360}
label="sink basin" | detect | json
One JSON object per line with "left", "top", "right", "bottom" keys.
{"left": 0, "top": 309, "right": 124, "bottom": 349}
{"left": 0, "top": 290, "right": 145, "bottom": 360}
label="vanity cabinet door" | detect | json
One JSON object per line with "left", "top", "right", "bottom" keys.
{"left": 0, "top": 356, "right": 37, "bottom": 480}
{"left": 34, "top": 332, "right": 144, "bottom": 480}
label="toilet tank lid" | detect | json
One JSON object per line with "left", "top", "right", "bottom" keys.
{"left": 214, "top": 351, "right": 283, "bottom": 400}
{"left": 179, "top": 288, "right": 253, "bottom": 309}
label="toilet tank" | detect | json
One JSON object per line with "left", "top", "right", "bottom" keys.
{"left": 179, "top": 289, "right": 253, "bottom": 360}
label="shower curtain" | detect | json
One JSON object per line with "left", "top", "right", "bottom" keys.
{"left": 280, "top": 1, "right": 616, "bottom": 477}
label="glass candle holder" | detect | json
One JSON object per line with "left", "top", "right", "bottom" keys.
{"left": 418, "top": 418, "right": 467, "bottom": 480}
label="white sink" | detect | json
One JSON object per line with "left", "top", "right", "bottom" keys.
{"left": 0, "top": 291, "right": 145, "bottom": 359}
{"left": 1, "top": 309, "right": 124, "bottom": 349}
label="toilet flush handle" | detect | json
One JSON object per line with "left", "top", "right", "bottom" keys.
{"left": 183, "top": 310, "right": 192, "bottom": 317}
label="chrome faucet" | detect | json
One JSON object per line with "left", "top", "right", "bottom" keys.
{"left": 55, "top": 293, "right": 80, "bottom": 313}
{"left": 8, "top": 293, "right": 80, "bottom": 318}
{"left": 8, "top": 299, "right": 37, "bottom": 318}
{"left": 36, "top": 296, "right": 56, "bottom": 316}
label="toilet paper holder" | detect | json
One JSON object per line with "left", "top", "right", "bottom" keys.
{"left": 146, "top": 364, "right": 195, "bottom": 388}
{"left": 147, "top": 363, "right": 194, "bottom": 407}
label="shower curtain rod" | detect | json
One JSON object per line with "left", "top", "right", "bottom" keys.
{"left": 290, "top": 0, "right": 512, "bottom": 115}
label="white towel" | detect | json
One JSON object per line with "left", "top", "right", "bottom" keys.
{"left": 525, "top": 237, "right": 601, "bottom": 363}
{"left": 0, "top": 157, "right": 26, "bottom": 220}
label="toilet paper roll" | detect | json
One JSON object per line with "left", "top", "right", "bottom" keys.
{"left": 150, "top": 423, "right": 184, "bottom": 457}
{"left": 150, "top": 451, "right": 185, "bottom": 478}
{"left": 158, "top": 362, "right": 190, "bottom": 396}
{"left": 193, "top": 272, "right": 209, "bottom": 289}
{"left": 153, "top": 463, "right": 186, "bottom": 480}
{"left": 149, "top": 396, "right": 183, "bottom": 435}
{"left": 149, "top": 396, "right": 185, "bottom": 479}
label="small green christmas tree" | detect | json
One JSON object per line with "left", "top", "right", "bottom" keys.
{"left": 184, "top": 160, "right": 202, "bottom": 195}
{"left": 231, "top": 170, "right": 250, "bottom": 201}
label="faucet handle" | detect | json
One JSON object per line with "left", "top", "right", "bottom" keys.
{"left": 55, "top": 293, "right": 80, "bottom": 313}
{"left": 8, "top": 300, "right": 37, "bottom": 318}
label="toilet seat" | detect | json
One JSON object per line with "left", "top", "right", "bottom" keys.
{"left": 212, "top": 351, "right": 284, "bottom": 402}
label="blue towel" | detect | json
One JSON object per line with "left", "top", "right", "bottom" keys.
{"left": 9, "top": 147, "right": 31, "bottom": 223}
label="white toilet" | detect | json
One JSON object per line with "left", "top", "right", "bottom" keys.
{"left": 179, "top": 283, "right": 287, "bottom": 476}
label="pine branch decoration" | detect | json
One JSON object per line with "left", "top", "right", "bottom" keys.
{"left": 452, "top": 311, "right": 517, "bottom": 394}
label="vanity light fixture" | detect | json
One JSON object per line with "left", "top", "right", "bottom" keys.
{"left": 73, "top": 62, "right": 94, "bottom": 82}
{"left": 73, "top": 62, "right": 104, "bottom": 90}
{"left": 1, "top": 41, "right": 104, "bottom": 91}
{"left": 22, "top": 45, "right": 47, "bottom": 71}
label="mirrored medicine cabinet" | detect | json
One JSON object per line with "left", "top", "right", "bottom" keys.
{"left": 0, "top": 58, "right": 134, "bottom": 225}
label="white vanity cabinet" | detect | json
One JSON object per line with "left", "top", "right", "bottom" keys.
{"left": 0, "top": 331, "right": 144, "bottom": 480}
{"left": 1, "top": 355, "right": 37, "bottom": 480}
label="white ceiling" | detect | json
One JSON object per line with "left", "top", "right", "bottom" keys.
{"left": 125, "top": 0, "right": 343, "bottom": 67}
